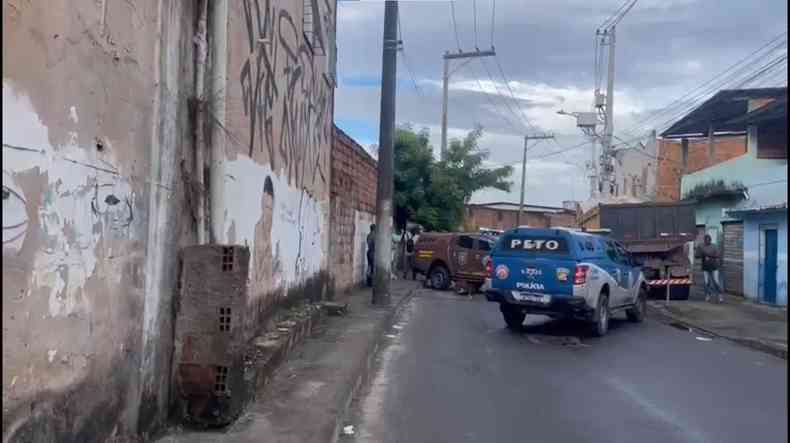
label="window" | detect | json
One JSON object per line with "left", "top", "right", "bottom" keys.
{"left": 457, "top": 236, "right": 475, "bottom": 249}
{"left": 219, "top": 307, "right": 232, "bottom": 332}
{"left": 757, "top": 122, "right": 788, "bottom": 159}
{"left": 221, "top": 247, "right": 234, "bottom": 272}
{"left": 477, "top": 239, "right": 492, "bottom": 252}
{"left": 681, "top": 138, "right": 689, "bottom": 170}
{"left": 614, "top": 243, "right": 632, "bottom": 266}
{"left": 215, "top": 366, "right": 230, "bottom": 396}
{"left": 605, "top": 241, "right": 620, "bottom": 262}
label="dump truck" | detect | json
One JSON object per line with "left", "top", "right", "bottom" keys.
{"left": 579, "top": 201, "right": 696, "bottom": 300}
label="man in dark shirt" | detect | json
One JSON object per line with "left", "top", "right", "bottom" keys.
{"left": 697, "top": 235, "right": 723, "bottom": 303}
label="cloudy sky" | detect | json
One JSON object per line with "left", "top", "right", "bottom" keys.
{"left": 334, "top": 0, "right": 788, "bottom": 207}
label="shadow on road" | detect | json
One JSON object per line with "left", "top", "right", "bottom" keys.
{"left": 515, "top": 314, "right": 637, "bottom": 346}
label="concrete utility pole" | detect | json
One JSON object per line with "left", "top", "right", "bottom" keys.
{"left": 600, "top": 26, "right": 617, "bottom": 196}
{"left": 517, "top": 134, "right": 554, "bottom": 226}
{"left": 372, "top": 0, "right": 398, "bottom": 305}
{"left": 440, "top": 49, "right": 496, "bottom": 160}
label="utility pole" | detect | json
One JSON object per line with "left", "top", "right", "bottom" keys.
{"left": 599, "top": 26, "right": 617, "bottom": 197}
{"left": 517, "top": 133, "right": 554, "bottom": 226}
{"left": 441, "top": 48, "right": 496, "bottom": 160}
{"left": 372, "top": 0, "right": 398, "bottom": 305}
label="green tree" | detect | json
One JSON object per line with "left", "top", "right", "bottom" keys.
{"left": 394, "top": 125, "right": 512, "bottom": 232}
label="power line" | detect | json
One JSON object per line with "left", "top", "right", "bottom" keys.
{"left": 647, "top": 51, "right": 788, "bottom": 133}
{"left": 465, "top": 62, "right": 524, "bottom": 134}
{"left": 397, "top": 10, "right": 426, "bottom": 100}
{"left": 624, "top": 33, "right": 787, "bottom": 133}
{"left": 622, "top": 32, "right": 788, "bottom": 135}
{"left": 732, "top": 53, "right": 788, "bottom": 89}
{"left": 491, "top": 55, "right": 538, "bottom": 132}
{"left": 529, "top": 140, "right": 592, "bottom": 160}
{"left": 634, "top": 52, "right": 787, "bottom": 135}
{"left": 449, "top": 1, "right": 462, "bottom": 51}
{"left": 477, "top": 59, "right": 531, "bottom": 132}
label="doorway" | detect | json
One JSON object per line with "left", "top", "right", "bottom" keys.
{"left": 760, "top": 226, "right": 779, "bottom": 304}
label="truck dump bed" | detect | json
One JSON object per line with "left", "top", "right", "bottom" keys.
{"left": 584, "top": 201, "right": 696, "bottom": 243}
{"left": 580, "top": 201, "right": 697, "bottom": 297}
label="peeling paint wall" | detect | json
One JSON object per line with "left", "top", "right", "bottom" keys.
{"left": 221, "top": 0, "right": 337, "bottom": 325}
{"left": 2, "top": 0, "right": 196, "bottom": 441}
{"left": 2, "top": 0, "right": 336, "bottom": 440}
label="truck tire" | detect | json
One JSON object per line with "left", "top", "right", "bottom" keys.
{"left": 500, "top": 304, "right": 525, "bottom": 330}
{"left": 591, "top": 293, "right": 610, "bottom": 337}
{"left": 429, "top": 265, "right": 450, "bottom": 290}
{"left": 626, "top": 287, "right": 647, "bottom": 323}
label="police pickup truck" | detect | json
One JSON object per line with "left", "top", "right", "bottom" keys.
{"left": 485, "top": 227, "right": 648, "bottom": 336}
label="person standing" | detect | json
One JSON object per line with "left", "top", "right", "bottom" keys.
{"left": 697, "top": 234, "right": 723, "bottom": 303}
{"left": 366, "top": 224, "right": 376, "bottom": 287}
{"left": 403, "top": 227, "right": 418, "bottom": 280}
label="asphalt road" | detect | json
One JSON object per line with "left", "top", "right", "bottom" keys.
{"left": 343, "top": 288, "right": 788, "bottom": 443}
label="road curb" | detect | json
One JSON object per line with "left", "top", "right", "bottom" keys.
{"left": 328, "top": 283, "right": 419, "bottom": 443}
{"left": 647, "top": 303, "right": 787, "bottom": 360}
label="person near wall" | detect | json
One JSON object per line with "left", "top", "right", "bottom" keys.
{"left": 696, "top": 234, "right": 724, "bottom": 303}
{"left": 366, "top": 224, "right": 376, "bottom": 287}
{"left": 403, "top": 227, "right": 419, "bottom": 280}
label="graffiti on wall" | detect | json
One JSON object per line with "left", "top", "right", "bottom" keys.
{"left": 233, "top": 0, "right": 334, "bottom": 298}
{"left": 2, "top": 84, "right": 136, "bottom": 316}
{"left": 239, "top": 0, "right": 332, "bottom": 190}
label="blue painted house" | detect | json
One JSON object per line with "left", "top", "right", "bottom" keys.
{"left": 671, "top": 90, "right": 787, "bottom": 305}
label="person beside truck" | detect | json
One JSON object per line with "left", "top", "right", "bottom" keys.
{"left": 696, "top": 234, "right": 724, "bottom": 303}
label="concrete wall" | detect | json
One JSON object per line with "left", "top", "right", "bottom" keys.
{"left": 2, "top": 0, "right": 338, "bottom": 440}
{"left": 219, "top": 0, "right": 337, "bottom": 325}
{"left": 742, "top": 213, "right": 788, "bottom": 306}
{"left": 611, "top": 134, "right": 659, "bottom": 200}
{"left": 330, "top": 127, "right": 377, "bottom": 295}
{"left": 2, "top": 0, "right": 196, "bottom": 440}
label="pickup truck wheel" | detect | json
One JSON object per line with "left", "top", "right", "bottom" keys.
{"left": 500, "top": 304, "right": 525, "bottom": 330}
{"left": 429, "top": 265, "right": 450, "bottom": 290}
{"left": 626, "top": 288, "right": 647, "bottom": 323}
{"left": 592, "top": 294, "right": 610, "bottom": 337}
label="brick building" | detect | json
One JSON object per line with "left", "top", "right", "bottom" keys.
{"left": 656, "top": 135, "right": 747, "bottom": 201}
{"left": 655, "top": 89, "right": 786, "bottom": 202}
{"left": 329, "top": 126, "right": 378, "bottom": 297}
{"left": 463, "top": 202, "right": 579, "bottom": 232}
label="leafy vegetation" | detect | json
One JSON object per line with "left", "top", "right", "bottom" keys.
{"left": 683, "top": 179, "right": 747, "bottom": 201}
{"left": 394, "top": 125, "right": 513, "bottom": 232}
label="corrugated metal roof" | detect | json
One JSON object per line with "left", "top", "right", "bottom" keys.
{"left": 727, "top": 202, "right": 788, "bottom": 216}
{"left": 661, "top": 87, "right": 786, "bottom": 138}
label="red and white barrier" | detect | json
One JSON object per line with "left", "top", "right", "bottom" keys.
{"left": 647, "top": 279, "right": 692, "bottom": 286}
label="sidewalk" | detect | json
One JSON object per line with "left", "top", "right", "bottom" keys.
{"left": 648, "top": 293, "right": 788, "bottom": 359}
{"left": 155, "top": 279, "right": 420, "bottom": 443}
